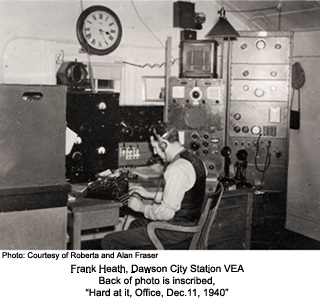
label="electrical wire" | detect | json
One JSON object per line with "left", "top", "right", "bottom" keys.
{"left": 131, "top": 0, "right": 166, "bottom": 49}
{"left": 121, "top": 58, "right": 179, "bottom": 69}
{"left": 254, "top": 134, "right": 271, "bottom": 190}
{"left": 247, "top": 14, "right": 271, "bottom": 31}
{"left": 227, "top": 6, "right": 279, "bottom": 13}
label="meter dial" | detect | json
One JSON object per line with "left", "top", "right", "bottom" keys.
{"left": 251, "top": 126, "right": 261, "bottom": 135}
{"left": 256, "top": 39, "right": 267, "bottom": 50}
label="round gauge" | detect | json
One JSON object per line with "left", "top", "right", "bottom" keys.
{"left": 251, "top": 126, "right": 261, "bottom": 135}
{"left": 256, "top": 39, "right": 267, "bottom": 50}
{"left": 185, "top": 107, "right": 206, "bottom": 129}
{"left": 190, "top": 87, "right": 202, "bottom": 101}
{"left": 255, "top": 88, "right": 265, "bottom": 97}
{"left": 243, "top": 85, "right": 249, "bottom": 92}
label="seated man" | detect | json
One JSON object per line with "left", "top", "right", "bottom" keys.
{"left": 101, "top": 123, "right": 207, "bottom": 249}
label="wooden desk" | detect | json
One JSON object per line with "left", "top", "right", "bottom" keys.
{"left": 67, "top": 198, "right": 122, "bottom": 250}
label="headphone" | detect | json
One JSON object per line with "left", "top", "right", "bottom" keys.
{"left": 152, "top": 125, "right": 175, "bottom": 152}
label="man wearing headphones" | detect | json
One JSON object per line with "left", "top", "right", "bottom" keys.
{"left": 101, "top": 122, "right": 207, "bottom": 249}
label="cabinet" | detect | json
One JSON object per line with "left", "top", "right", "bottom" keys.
{"left": 208, "top": 189, "right": 253, "bottom": 249}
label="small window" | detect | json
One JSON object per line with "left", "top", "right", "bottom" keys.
{"left": 142, "top": 76, "right": 165, "bottom": 102}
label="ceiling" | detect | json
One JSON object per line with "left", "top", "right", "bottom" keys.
{"left": 217, "top": 1, "right": 320, "bottom": 32}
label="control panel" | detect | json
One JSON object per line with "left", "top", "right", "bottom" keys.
{"left": 119, "top": 106, "right": 163, "bottom": 142}
{"left": 167, "top": 77, "right": 225, "bottom": 176}
{"left": 228, "top": 32, "right": 291, "bottom": 192}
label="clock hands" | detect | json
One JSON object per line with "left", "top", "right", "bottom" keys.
{"left": 99, "top": 29, "right": 109, "bottom": 45}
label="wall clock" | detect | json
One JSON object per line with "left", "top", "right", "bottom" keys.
{"left": 76, "top": 5, "right": 122, "bottom": 56}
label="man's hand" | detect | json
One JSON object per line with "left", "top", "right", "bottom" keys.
{"left": 128, "top": 196, "right": 145, "bottom": 213}
{"left": 128, "top": 186, "right": 150, "bottom": 199}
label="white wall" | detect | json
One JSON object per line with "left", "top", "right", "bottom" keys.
{"left": 0, "top": 0, "right": 248, "bottom": 105}
{"left": 286, "top": 29, "right": 320, "bottom": 241}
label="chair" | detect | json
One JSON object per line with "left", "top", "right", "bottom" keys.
{"left": 147, "top": 182, "right": 224, "bottom": 250}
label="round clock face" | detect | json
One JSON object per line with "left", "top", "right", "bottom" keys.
{"left": 76, "top": 5, "right": 122, "bottom": 56}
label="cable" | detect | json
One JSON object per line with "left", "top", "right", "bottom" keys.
{"left": 121, "top": 58, "right": 179, "bottom": 69}
{"left": 131, "top": 0, "right": 166, "bottom": 49}
{"left": 228, "top": 6, "right": 279, "bottom": 13}
{"left": 254, "top": 134, "right": 271, "bottom": 190}
{"left": 247, "top": 14, "right": 271, "bottom": 31}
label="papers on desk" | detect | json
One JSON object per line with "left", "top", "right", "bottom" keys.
{"left": 131, "top": 164, "right": 163, "bottom": 179}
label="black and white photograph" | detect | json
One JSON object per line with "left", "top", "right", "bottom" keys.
{"left": 0, "top": 0, "right": 320, "bottom": 306}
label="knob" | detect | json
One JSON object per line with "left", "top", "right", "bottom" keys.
{"left": 240, "top": 43, "right": 247, "bottom": 50}
{"left": 242, "top": 126, "right": 249, "bottom": 133}
{"left": 275, "top": 43, "right": 282, "bottom": 50}
{"left": 190, "top": 142, "right": 200, "bottom": 151}
{"left": 75, "top": 136, "right": 82, "bottom": 144}
{"left": 243, "top": 70, "right": 249, "bottom": 77}
{"left": 97, "top": 147, "right": 106, "bottom": 154}
{"left": 276, "top": 151, "right": 282, "bottom": 158}
{"left": 243, "top": 85, "right": 249, "bottom": 91}
{"left": 270, "top": 70, "right": 277, "bottom": 77}
{"left": 209, "top": 165, "right": 215, "bottom": 170}
{"left": 203, "top": 150, "right": 208, "bottom": 155}
{"left": 98, "top": 102, "right": 107, "bottom": 110}
{"left": 192, "top": 133, "right": 198, "bottom": 139}
{"left": 234, "top": 126, "right": 241, "bottom": 133}
{"left": 203, "top": 142, "right": 209, "bottom": 147}
{"left": 203, "top": 134, "right": 209, "bottom": 139}
{"left": 234, "top": 113, "right": 241, "bottom": 120}
{"left": 72, "top": 151, "right": 82, "bottom": 160}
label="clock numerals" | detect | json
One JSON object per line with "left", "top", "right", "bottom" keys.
{"left": 77, "top": 6, "right": 122, "bottom": 55}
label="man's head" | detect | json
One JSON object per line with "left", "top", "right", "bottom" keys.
{"left": 150, "top": 123, "right": 181, "bottom": 161}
